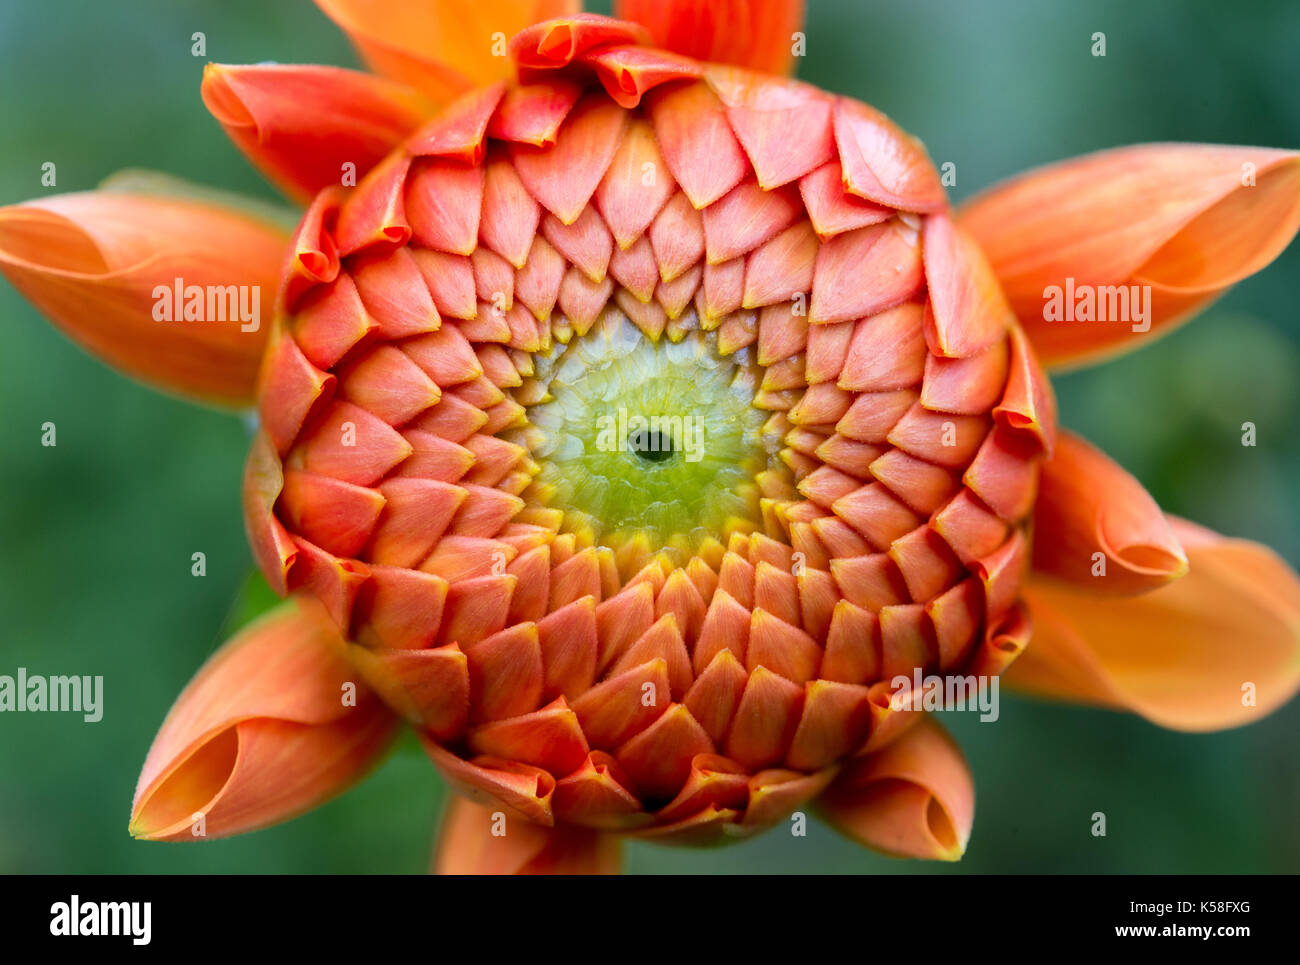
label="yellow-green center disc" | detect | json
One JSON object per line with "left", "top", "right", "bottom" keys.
{"left": 521, "top": 308, "right": 769, "bottom": 560}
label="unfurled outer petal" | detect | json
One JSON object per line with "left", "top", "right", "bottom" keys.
{"left": 0, "top": 189, "right": 287, "bottom": 406}
{"left": 202, "top": 64, "right": 431, "bottom": 203}
{"left": 818, "top": 717, "right": 973, "bottom": 861}
{"left": 615, "top": 0, "right": 806, "bottom": 75}
{"left": 1013, "top": 517, "right": 1300, "bottom": 731}
{"left": 1033, "top": 431, "right": 1187, "bottom": 594}
{"left": 958, "top": 144, "right": 1300, "bottom": 369}
{"left": 130, "top": 599, "right": 398, "bottom": 841}
{"left": 313, "top": 0, "right": 580, "bottom": 104}
{"left": 434, "top": 795, "right": 621, "bottom": 874}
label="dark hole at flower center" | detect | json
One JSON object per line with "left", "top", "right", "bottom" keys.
{"left": 629, "top": 428, "right": 675, "bottom": 463}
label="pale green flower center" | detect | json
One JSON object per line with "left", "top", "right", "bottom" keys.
{"left": 517, "top": 309, "right": 769, "bottom": 559}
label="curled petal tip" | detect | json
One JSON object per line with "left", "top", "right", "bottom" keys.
{"left": 129, "top": 599, "right": 397, "bottom": 841}
{"left": 819, "top": 718, "right": 974, "bottom": 861}
{"left": 1098, "top": 519, "right": 1188, "bottom": 585}
{"left": 1033, "top": 431, "right": 1188, "bottom": 594}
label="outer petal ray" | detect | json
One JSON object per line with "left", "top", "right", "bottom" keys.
{"left": 0, "top": 188, "right": 287, "bottom": 406}
{"left": 615, "top": 0, "right": 806, "bottom": 75}
{"left": 1012, "top": 518, "right": 1300, "bottom": 732}
{"left": 314, "top": 0, "right": 580, "bottom": 103}
{"left": 958, "top": 144, "right": 1300, "bottom": 369}
{"left": 202, "top": 64, "right": 430, "bottom": 202}
{"left": 130, "top": 600, "right": 398, "bottom": 841}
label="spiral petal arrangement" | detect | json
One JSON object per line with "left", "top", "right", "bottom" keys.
{"left": 245, "top": 25, "right": 1049, "bottom": 843}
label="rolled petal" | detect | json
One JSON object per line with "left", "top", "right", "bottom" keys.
{"left": 129, "top": 599, "right": 398, "bottom": 841}
{"left": 958, "top": 144, "right": 1300, "bottom": 368}
{"left": 818, "top": 717, "right": 974, "bottom": 861}
{"left": 615, "top": 0, "right": 806, "bottom": 75}
{"left": 0, "top": 188, "right": 287, "bottom": 406}
{"left": 433, "top": 795, "right": 621, "bottom": 874}
{"left": 202, "top": 64, "right": 431, "bottom": 203}
{"left": 1011, "top": 517, "right": 1300, "bottom": 732}
{"left": 1033, "top": 430, "right": 1187, "bottom": 594}
{"left": 313, "top": 0, "right": 580, "bottom": 103}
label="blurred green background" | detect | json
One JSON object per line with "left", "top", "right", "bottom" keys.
{"left": 2, "top": 0, "right": 1298, "bottom": 874}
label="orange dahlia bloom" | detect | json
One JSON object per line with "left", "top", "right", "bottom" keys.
{"left": 4, "top": 0, "right": 1299, "bottom": 874}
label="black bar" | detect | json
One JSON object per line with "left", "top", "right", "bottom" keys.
{"left": 3, "top": 875, "right": 1278, "bottom": 950}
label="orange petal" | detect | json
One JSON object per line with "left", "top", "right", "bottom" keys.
{"left": 511, "top": 93, "right": 628, "bottom": 225}
{"left": 1033, "top": 431, "right": 1187, "bottom": 594}
{"left": 314, "top": 0, "right": 580, "bottom": 103}
{"left": 586, "top": 44, "right": 704, "bottom": 109}
{"left": 244, "top": 445, "right": 297, "bottom": 600}
{"left": 922, "top": 213, "right": 1013, "bottom": 358}
{"left": 705, "top": 66, "right": 835, "bottom": 190}
{"left": 614, "top": 0, "right": 805, "bottom": 75}
{"left": 433, "top": 795, "right": 620, "bottom": 874}
{"left": 818, "top": 717, "right": 973, "bottom": 860}
{"left": 1011, "top": 517, "right": 1300, "bottom": 731}
{"left": 648, "top": 81, "right": 749, "bottom": 210}
{"left": 408, "top": 81, "right": 507, "bottom": 162}
{"left": 129, "top": 599, "right": 398, "bottom": 841}
{"left": 958, "top": 144, "right": 1300, "bottom": 369}
{"left": 422, "top": 742, "right": 557, "bottom": 824}
{"left": 202, "top": 64, "right": 430, "bottom": 203}
{"left": 510, "top": 13, "right": 651, "bottom": 75}
{"left": 833, "top": 98, "right": 947, "bottom": 213}
{"left": 0, "top": 188, "right": 287, "bottom": 407}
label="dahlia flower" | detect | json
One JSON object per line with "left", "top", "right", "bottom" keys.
{"left": 3, "top": 0, "right": 1299, "bottom": 875}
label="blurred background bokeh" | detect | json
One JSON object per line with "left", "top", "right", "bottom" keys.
{"left": 1, "top": 0, "right": 1297, "bottom": 874}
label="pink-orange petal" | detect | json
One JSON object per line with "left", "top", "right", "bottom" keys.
{"left": 130, "top": 599, "right": 397, "bottom": 841}
{"left": 818, "top": 717, "right": 973, "bottom": 860}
